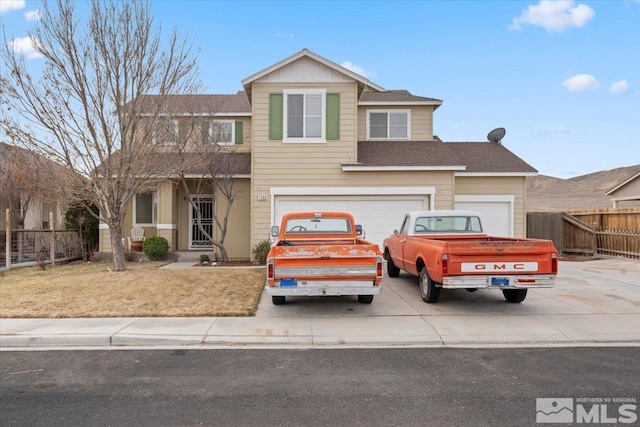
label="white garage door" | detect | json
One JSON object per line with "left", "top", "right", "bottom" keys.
{"left": 274, "top": 195, "right": 429, "bottom": 249}
{"left": 455, "top": 200, "right": 512, "bottom": 237}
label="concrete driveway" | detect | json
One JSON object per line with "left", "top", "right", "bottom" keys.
{"left": 251, "top": 257, "right": 640, "bottom": 346}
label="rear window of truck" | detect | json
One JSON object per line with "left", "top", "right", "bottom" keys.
{"left": 414, "top": 216, "right": 482, "bottom": 233}
{"left": 285, "top": 218, "right": 352, "bottom": 234}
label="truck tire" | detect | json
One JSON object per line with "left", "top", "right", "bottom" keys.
{"left": 272, "top": 296, "right": 286, "bottom": 305}
{"left": 503, "top": 289, "right": 527, "bottom": 303}
{"left": 358, "top": 295, "right": 374, "bottom": 304}
{"left": 386, "top": 251, "right": 400, "bottom": 277}
{"left": 419, "top": 267, "right": 440, "bottom": 303}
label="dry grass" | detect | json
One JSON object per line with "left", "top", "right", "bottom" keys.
{"left": 0, "top": 262, "right": 266, "bottom": 318}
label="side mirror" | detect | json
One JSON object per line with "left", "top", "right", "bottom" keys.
{"left": 355, "top": 224, "right": 364, "bottom": 237}
{"left": 393, "top": 230, "right": 399, "bottom": 236}
{"left": 270, "top": 226, "right": 279, "bottom": 238}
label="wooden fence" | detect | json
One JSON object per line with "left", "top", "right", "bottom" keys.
{"left": 527, "top": 208, "right": 640, "bottom": 260}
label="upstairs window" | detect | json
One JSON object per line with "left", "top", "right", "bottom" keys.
{"left": 134, "top": 192, "right": 157, "bottom": 226}
{"left": 367, "top": 110, "right": 410, "bottom": 140}
{"left": 207, "top": 120, "right": 234, "bottom": 145}
{"left": 283, "top": 89, "right": 326, "bottom": 143}
{"left": 153, "top": 119, "right": 179, "bottom": 145}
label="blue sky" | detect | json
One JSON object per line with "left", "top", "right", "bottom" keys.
{"left": 2, "top": 0, "right": 639, "bottom": 178}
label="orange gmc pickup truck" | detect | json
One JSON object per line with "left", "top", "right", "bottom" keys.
{"left": 383, "top": 210, "right": 558, "bottom": 303}
{"left": 266, "top": 212, "right": 383, "bottom": 305}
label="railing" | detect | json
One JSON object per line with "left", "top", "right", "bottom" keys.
{"left": 1, "top": 229, "right": 83, "bottom": 270}
{"left": 2, "top": 209, "right": 84, "bottom": 270}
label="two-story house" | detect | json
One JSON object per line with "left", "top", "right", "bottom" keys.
{"left": 98, "top": 49, "right": 537, "bottom": 260}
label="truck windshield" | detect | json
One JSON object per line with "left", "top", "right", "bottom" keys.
{"left": 285, "top": 218, "right": 352, "bottom": 234}
{"left": 414, "top": 216, "right": 482, "bottom": 233}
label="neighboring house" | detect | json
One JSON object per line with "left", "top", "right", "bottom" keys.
{"left": 0, "top": 142, "right": 67, "bottom": 232}
{"left": 606, "top": 171, "right": 640, "bottom": 208}
{"left": 99, "top": 49, "right": 538, "bottom": 259}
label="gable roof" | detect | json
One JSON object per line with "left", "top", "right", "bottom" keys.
{"left": 344, "top": 139, "right": 537, "bottom": 175}
{"left": 241, "top": 48, "right": 386, "bottom": 100}
{"left": 605, "top": 170, "right": 640, "bottom": 195}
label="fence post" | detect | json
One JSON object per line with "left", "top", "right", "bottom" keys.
{"left": 5, "top": 208, "right": 10, "bottom": 270}
{"left": 592, "top": 222, "right": 598, "bottom": 257}
{"left": 49, "top": 211, "right": 55, "bottom": 265}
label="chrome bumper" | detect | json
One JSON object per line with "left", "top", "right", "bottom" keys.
{"left": 441, "top": 275, "right": 556, "bottom": 289}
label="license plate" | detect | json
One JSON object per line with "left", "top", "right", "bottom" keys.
{"left": 491, "top": 277, "right": 509, "bottom": 286}
{"left": 280, "top": 279, "right": 297, "bottom": 287}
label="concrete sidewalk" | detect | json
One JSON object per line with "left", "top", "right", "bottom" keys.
{"left": 1, "top": 258, "right": 639, "bottom": 350}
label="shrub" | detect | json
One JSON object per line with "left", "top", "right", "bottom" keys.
{"left": 252, "top": 239, "right": 272, "bottom": 265}
{"left": 200, "top": 254, "right": 211, "bottom": 264}
{"left": 142, "top": 236, "right": 169, "bottom": 261}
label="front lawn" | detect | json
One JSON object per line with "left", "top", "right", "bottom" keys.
{"left": 0, "top": 262, "right": 266, "bottom": 318}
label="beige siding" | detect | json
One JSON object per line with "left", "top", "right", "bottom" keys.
{"left": 357, "top": 105, "right": 434, "bottom": 141}
{"left": 455, "top": 176, "right": 527, "bottom": 237}
{"left": 610, "top": 178, "right": 640, "bottom": 199}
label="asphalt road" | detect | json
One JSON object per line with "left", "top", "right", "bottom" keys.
{"left": 2, "top": 347, "right": 638, "bottom": 426}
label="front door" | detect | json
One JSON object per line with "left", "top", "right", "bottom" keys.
{"left": 189, "top": 196, "right": 214, "bottom": 249}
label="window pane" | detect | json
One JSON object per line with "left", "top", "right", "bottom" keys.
{"left": 370, "top": 112, "right": 388, "bottom": 138}
{"left": 287, "top": 94, "right": 303, "bottom": 137}
{"left": 305, "top": 94, "right": 322, "bottom": 115}
{"left": 136, "top": 193, "right": 153, "bottom": 224}
{"left": 211, "top": 121, "right": 232, "bottom": 143}
{"left": 154, "top": 120, "right": 177, "bottom": 144}
{"left": 389, "top": 113, "right": 408, "bottom": 138}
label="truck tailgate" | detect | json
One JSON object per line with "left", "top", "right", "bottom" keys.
{"left": 271, "top": 244, "right": 380, "bottom": 280}
{"left": 445, "top": 240, "right": 556, "bottom": 275}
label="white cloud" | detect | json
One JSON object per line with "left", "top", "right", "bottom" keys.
{"left": 510, "top": 0, "right": 595, "bottom": 32}
{"left": 275, "top": 33, "right": 294, "bottom": 38}
{"left": 8, "top": 36, "right": 42, "bottom": 59}
{"left": 532, "top": 126, "right": 570, "bottom": 138}
{"left": 340, "top": 61, "right": 371, "bottom": 79}
{"left": 609, "top": 80, "right": 630, "bottom": 95}
{"left": 25, "top": 8, "right": 41, "bottom": 21}
{"left": 0, "top": 0, "right": 25, "bottom": 14}
{"left": 562, "top": 74, "right": 599, "bottom": 92}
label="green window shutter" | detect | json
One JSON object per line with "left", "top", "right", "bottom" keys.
{"left": 269, "top": 93, "right": 283, "bottom": 140}
{"left": 235, "top": 121, "right": 243, "bottom": 144}
{"left": 201, "top": 121, "right": 209, "bottom": 144}
{"left": 326, "top": 93, "right": 340, "bottom": 140}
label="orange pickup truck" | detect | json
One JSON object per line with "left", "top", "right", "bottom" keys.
{"left": 383, "top": 210, "right": 558, "bottom": 303}
{"left": 266, "top": 212, "right": 383, "bottom": 305}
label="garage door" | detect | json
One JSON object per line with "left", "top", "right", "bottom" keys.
{"left": 274, "top": 195, "right": 429, "bottom": 248}
{"left": 455, "top": 200, "right": 512, "bottom": 237}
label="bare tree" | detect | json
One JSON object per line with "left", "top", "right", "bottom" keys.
{"left": 0, "top": 0, "right": 200, "bottom": 271}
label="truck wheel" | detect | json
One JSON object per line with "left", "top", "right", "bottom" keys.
{"left": 386, "top": 251, "right": 400, "bottom": 277}
{"left": 419, "top": 267, "right": 440, "bottom": 303}
{"left": 503, "top": 289, "right": 527, "bottom": 303}
{"left": 272, "top": 296, "right": 286, "bottom": 305}
{"left": 358, "top": 295, "right": 374, "bottom": 304}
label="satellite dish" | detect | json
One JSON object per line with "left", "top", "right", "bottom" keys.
{"left": 487, "top": 127, "right": 506, "bottom": 145}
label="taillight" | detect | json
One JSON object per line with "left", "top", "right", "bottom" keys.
{"left": 551, "top": 252, "right": 558, "bottom": 275}
{"left": 267, "top": 258, "right": 274, "bottom": 280}
{"left": 376, "top": 256, "right": 383, "bottom": 279}
{"left": 442, "top": 254, "right": 448, "bottom": 275}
